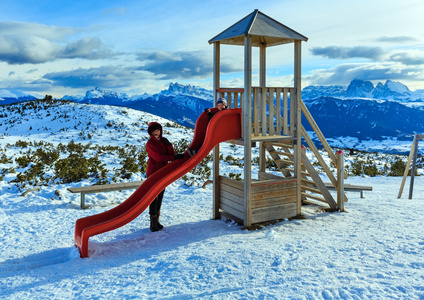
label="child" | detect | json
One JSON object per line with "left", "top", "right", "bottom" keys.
{"left": 146, "top": 122, "right": 184, "bottom": 232}
{"left": 187, "top": 98, "right": 228, "bottom": 157}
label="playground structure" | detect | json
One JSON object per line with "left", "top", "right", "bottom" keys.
{"left": 398, "top": 134, "right": 424, "bottom": 199}
{"left": 74, "top": 10, "right": 348, "bottom": 258}
{"left": 208, "top": 9, "right": 348, "bottom": 227}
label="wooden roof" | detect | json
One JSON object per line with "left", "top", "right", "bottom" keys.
{"left": 209, "top": 9, "right": 308, "bottom": 47}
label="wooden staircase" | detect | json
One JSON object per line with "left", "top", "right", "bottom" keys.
{"left": 263, "top": 140, "right": 338, "bottom": 211}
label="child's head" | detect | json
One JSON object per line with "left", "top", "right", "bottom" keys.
{"left": 148, "top": 122, "right": 162, "bottom": 139}
{"left": 216, "top": 98, "right": 227, "bottom": 110}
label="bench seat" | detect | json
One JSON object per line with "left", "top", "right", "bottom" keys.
{"left": 68, "top": 181, "right": 143, "bottom": 208}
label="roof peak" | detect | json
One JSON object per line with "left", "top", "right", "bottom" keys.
{"left": 209, "top": 9, "right": 308, "bottom": 47}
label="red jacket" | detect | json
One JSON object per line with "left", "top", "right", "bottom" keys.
{"left": 146, "top": 122, "right": 175, "bottom": 176}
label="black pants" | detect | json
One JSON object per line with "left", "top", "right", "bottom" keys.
{"left": 149, "top": 189, "right": 165, "bottom": 215}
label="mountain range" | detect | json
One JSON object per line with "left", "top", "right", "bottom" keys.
{"left": 302, "top": 79, "right": 424, "bottom": 102}
{"left": 1, "top": 80, "right": 423, "bottom": 152}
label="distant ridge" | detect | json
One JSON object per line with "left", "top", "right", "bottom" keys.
{"left": 1, "top": 80, "right": 424, "bottom": 150}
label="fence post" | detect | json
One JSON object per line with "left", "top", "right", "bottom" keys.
{"left": 337, "top": 150, "right": 345, "bottom": 212}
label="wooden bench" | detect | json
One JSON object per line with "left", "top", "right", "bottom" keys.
{"left": 324, "top": 183, "right": 373, "bottom": 198}
{"left": 67, "top": 181, "right": 143, "bottom": 208}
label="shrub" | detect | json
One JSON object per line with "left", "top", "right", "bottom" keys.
{"left": 54, "top": 153, "right": 90, "bottom": 183}
{"left": 14, "top": 140, "right": 29, "bottom": 148}
{"left": 15, "top": 154, "right": 32, "bottom": 168}
{"left": 388, "top": 158, "right": 406, "bottom": 176}
{"left": 0, "top": 152, "right": 12, "bottom": 164}
{"left": 35, "top": 148, "right": 59, "bottom": 165}
{"left": 350, "top": 159, "right": 381, "bottom": 177}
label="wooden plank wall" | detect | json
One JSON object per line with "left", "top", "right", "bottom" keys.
{"left": 251, "top": 178, "right": 297, "bottom": 224}
{"left": 219, "top": 175, "right": 298, "bottom": 224}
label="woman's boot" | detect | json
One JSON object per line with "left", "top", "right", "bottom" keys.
{"left": 150, "top": 214, "right": 161, "bottom": 232}
{"left": 157, "top": 211, "right": 164, "bottom": 230}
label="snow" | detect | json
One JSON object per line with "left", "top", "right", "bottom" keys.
{"left": 1, "top": 102, "right": 424, "bottom": 299}
{"left": 385, "top": 80, "right": 410, "bottom": 94}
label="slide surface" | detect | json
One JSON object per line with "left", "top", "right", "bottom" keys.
{"left": 75, "top": 108, "right": 242, "bottom": 257}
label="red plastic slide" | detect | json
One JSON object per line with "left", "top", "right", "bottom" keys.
{"left": 74, "top": 108, "right": 241, "bottom": 257}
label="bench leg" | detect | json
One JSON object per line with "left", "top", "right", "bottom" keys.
{"left": 81, "top": 193, "right": 86, "bottom": 209}
{"left": 360, "top": 191, "right": 364, "bottom": 198}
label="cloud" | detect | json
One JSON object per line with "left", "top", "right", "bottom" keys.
{"left": 375, "top": 36, "right": 418, "bottom": 43}
{"left": 304, "top": 62, "right": 424, "bottom": 86}
{"left": 389, "top": 50, "right": 424, "bottom": 65}
{"left": 0, "top": 35, "right": 62, "bottom": 64}
{"left": 310, "top": 46, "right": 384, "bottom": 60}
{"left": 310, "top": 45, "right": 424, "bottom": 66}
{"left": 60, "top": 37, "right": 114, "bottom": 60}
{"left": 0, "top": 21, "right": 116, "bottom": 64}
{"left": 137, "top": 50, "right": 241, "bottom": 79}
{"left": 0, "top": 21, "right": 77, "bottom": 41}
{"left": 101, "top": 7, "right": 127, "bottom": 16}
{"left": 42, "top": 66, "right": 150, "bottom": 88}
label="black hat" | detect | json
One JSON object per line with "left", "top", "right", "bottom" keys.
{"left": 148, "top": 122, "right": 162, "bottom": 135}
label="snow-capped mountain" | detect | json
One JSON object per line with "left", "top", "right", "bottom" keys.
{"left": 66, "top": 83, "right": 213, "bottom": 127}
{"left": 303, "top": 96, "right": 424, "bottom": 144}
{"left": 303, "top": 79, "right": 424, "bottom": 102}
{"left": 301, "top": 84, "right": 347, "bottom": 99}
{"left": 345, "top": 79, "right": 374, "bottom": 98}
{"left": 127, "top": 93, "right": 212, "bottom": 128}
{"left": 160, "top": 82, "right": 213, "bottom": 100}
{"left": 63, "top": 87, "right": 150, "bottom": 106}
{"left": 0, "top": 88, "right": 38, "bottom": 105}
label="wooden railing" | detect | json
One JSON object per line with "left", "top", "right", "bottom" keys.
{"left": 217, "top": 87, "right": 296, "bottom": 138}
{"left": 217, "top": 88, "right": 244, "bottom": 109}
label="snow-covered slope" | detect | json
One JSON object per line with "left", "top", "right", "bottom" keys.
{"left": 0, "top": 100, "right": 423, "bottom": 299}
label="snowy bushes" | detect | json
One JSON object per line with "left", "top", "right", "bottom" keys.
{"left": 2, "top": 137, "right": 214, "bottom": 189}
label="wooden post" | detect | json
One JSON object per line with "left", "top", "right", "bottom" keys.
{"left": 398, "top": 134, "right": 423, "bottom": 199}
{"left": 212, "top": 42, "right": 221, "bottom": 219}
{"left": 81, "top": 192, "right": 86, "bottom": 209}
{"left": 294, "top": 40, "right": 302, "bottom": 216}
{"left": 337, "top": 150, "right": 345, "bottom": 212}
{"left": 259, "top": 44, "right": 266, "bottom": 173}
{"left": 243, "top": 35, "right": 252, "bottom": 227}
{"left": 408, "top": 135, "right": 419, "bottom": 199}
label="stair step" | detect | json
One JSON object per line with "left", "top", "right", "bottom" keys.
{"left": 269, "top": 150, "right": 294, "bottom": 157}
{"left": 301, "top": 185, "right": 322, "bottom": 194}
{"left": 301, "top": 192, "right": 327, "bottom": 203}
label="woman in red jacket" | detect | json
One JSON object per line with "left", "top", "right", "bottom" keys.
{"left": 146, "top": 122, "right": 184, "bottom": 232}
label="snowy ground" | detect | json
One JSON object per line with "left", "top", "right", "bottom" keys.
{"left": 1, "top": 175, "right": 423, "bottom": 299}
{"left": 1, "top": 101, "right": 424, "bottom": 299}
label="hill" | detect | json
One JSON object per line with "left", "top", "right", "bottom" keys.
{"left": 0, "top": 99, "right": 423, "bottom": 299}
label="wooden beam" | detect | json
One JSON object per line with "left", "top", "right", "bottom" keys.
{"left": 294, "top": 40, "right": 302, "bottom": 216}
{"left": 213, "top": 42, "right": 221, "bottom": 219}
{"left": 337, "top": 150, "right": 345, "bottom": 211}
{"left": 300, "top": 100, "right": 337, "bottom": 164}
{"left": 398, "top": 135, "right": 417, "bottom": 198}
{"left": 409, "top": 135, "right": 419, "bottom": 199}
{"left": 243, "top": 35, "right": 252, "bottom": 227}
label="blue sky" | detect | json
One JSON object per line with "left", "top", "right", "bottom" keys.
{"left": 1, "top": 0, "right": 423, "bottom": 97}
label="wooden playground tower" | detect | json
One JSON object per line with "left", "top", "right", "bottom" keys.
{"left": 208, "top": 10, "right": 347, "bottom": 227}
